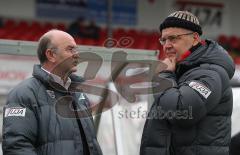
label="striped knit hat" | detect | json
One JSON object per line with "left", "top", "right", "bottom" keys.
{"left": 159, "top": 11, "right": 202, "bottom": 35}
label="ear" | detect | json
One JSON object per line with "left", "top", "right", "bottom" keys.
{"left": 45, "top": 49, "right": 56, "bottom": 63}
{"left": 193, "top": 32, "right": 200, "bottom": 40}
{"left": 193, "top": 32, "right": 201, "bottom": 44}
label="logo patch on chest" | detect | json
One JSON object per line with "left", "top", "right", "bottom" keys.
{"left": 189, "top": 81, "right": 212, "bottom": 99}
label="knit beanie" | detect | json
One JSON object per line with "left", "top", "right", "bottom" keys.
{"left": 159, "top": 11, "right": 202, "bottom": 35}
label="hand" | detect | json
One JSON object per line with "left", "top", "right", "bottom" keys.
{"left": 154, "top": 56, "right": 176, "bottom": 74}
{"left": 162, "top": 56, "right": 176, "bottom": 72}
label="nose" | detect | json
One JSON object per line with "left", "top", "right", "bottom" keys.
{"left": 72, "top": 52, "right": 80, "bottom": 59}
{"left": 163, "top": 40, "right": 173, "bottom": 50}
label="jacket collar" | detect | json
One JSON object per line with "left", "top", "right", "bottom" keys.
{"left": 32, "top": 64, "right": 85, "bottom": 91}
{"left": 41, "top": 67, "right": 72, "bottom": 90}
{"left": 178, "top": 41, "right": 205, "bottom": 62}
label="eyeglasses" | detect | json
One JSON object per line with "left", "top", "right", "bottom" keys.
{"left": 159, "top": 32, "right": 194, "bottom": 45}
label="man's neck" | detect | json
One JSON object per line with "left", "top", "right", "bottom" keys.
{"left": 41, "top": 66, "right": 71, "bottom": 90}
{"left": 41, "top": 64, "right": 69, "bottom": 84}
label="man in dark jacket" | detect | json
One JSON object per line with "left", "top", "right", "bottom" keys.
{"left": 2, "top": 29, "right": 103, "bottom": 155}
{"left": 140, "top": 11, "right": 235, "bottom": 155}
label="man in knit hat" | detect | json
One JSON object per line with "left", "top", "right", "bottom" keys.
{"left": 140, "top": 11, "right": 235, "bottom": 155}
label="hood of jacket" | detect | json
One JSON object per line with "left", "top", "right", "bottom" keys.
{"left": 179, "top": 39, "right": 235, "bottom": 79}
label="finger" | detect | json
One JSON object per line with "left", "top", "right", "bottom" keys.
{"left": 169, "top": 56, "right": 176, "bottom": 63}
{"left": 163, "top": 58, "right": 171, "bottom": 63}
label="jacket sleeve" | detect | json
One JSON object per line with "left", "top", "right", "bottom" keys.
{"left": 153, "top": 68, "right": 222, "bottom": 128}
{"left": 2, "top": 88, "right": 38, "bottom": 155}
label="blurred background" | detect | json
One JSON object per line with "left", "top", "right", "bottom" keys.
{"left": 0, "top": 0, "right": 240, "bottom": 155}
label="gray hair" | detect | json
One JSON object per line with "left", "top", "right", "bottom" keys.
{"left": 36, "top": 29, "right": 58, "bottom": 64}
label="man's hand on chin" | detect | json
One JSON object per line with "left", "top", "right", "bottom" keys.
{"left": 162, "top": 55, "right": 176, "bottom": 72}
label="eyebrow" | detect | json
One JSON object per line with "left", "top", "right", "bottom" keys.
{"left": 66, "top": 45, "right": 76, "bottom": 49}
